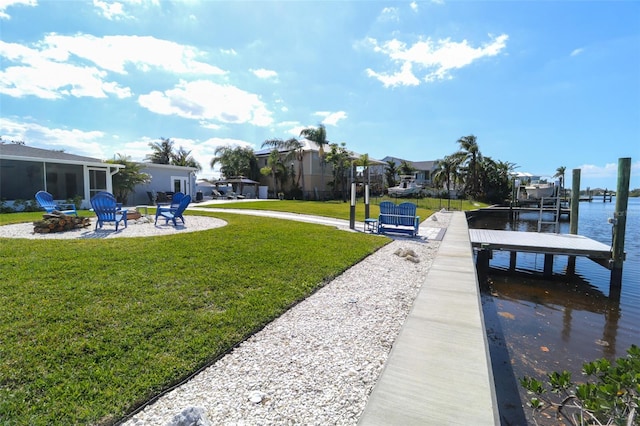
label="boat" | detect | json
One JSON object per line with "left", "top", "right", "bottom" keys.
{"left": 388, "top": 175, "right": 422, "bottom": 197}
{"left": 523, "top": 178, "right": 557, "bottom": 200}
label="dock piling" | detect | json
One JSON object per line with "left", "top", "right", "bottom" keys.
{"left": 610, "top": 158, "right": 631, "bottom": 288}
{"left": 567, "top": 169, "right": 581, "bottom": 275}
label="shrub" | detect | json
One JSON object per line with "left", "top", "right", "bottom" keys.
{"left": 520, "top": 344, "right": 639, "bottom": 425}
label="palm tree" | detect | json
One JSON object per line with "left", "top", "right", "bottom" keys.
{"left": 299, "top": 124, "right": 328, "bottom": 199}
{"left": 384, "top": 160, "right": 398, "bottom": 188}
{"left": 106, "top": 154, "right": 151, "bottom": 204}
{"left": 554, "top": 166, "right": 566, "bottom": 198}
{"left": 432, "top": 155, "right": 459, "bottom": 206}
{"left": 262, "top": 138, "right": 305, "bottom": 194}
{"left": 477, "top": 156, "right": 512, "bottom": 204}
{"left": 324, "top": 142, "right": 351, "bottom": 200}
{"left": 260, "top": 149, "right": 284, "bottom": 195}
{"left": 398, "top": 160, "right": 416, "bottom": 176}
{"left": 453, "top": 135, "right": 483, "bottom": 200}
{"left": 210, "top": 146, "right": 257, "bottom": 179}
{"left": 145, "top": 137, "right": 174, "bottom": 164}
{"left": 172, "top": 146, "right": 202, "bottom": 171}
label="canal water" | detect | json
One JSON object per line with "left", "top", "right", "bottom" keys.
{"left": 468, "top": 197, "right": 639, "bottom": 425}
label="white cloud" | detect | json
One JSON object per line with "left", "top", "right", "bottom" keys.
{"left": 0, "top": 117, "right": 108, "bottom": 159}
{"left": 315, "top": 111, "right": 348, "bottom": 126}
{"left": 365, "top": 33, "right": 509, "bottom": 87}
{"left": 0, "top": 41, "right": 132, "bottom": 99}
{"left": 138, "top": 80, "right": 273, "bottom": 126}
{"left": 40, "top": 33, "right": 226, "bottom": 75}
{"left": 91, "top": 0, "right": 161, "bottom": 21}
{"left": 251, "top": 68, "right": 278, "bottom": 80}
{"left": 0, "top": 34, "right": 226, "bottom": 99}
{"left": 579, "top": 162, "right": 623, "bottom": 178}
{"left": 378, "top": 7, "right": 399, "bottom": 22}
{"left": 93, "top": 0, "right": 129, "bottom": 20}
{"left": 571, "top": 48, "right": 585, "bottom": 57}
{"left": 0, "top": 0, "right": 36, "bottom": 20}
{"left": 220, "top": 48, "right": 237, "bottom": 55}
{"left": 199, "top": 121, "right": 223, "bottom": 130}
{"left": 366, "top": 61, "right": 420, "bottom": 88}
{"left": 410, "top": 2, "right": 418, "bottom": 12}
{"left": 286, "top": 125, "right": 308, "bottom": 138}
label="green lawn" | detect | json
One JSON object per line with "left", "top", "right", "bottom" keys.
{"left": 199, "top": 197, "right": 483, "bottom": 221}
{"left": 0, "top": 210, "right": 389, "bottom": 425}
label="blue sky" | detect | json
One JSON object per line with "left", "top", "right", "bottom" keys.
{"left": 1, "top": 0, "right": 639, "bottom": 190}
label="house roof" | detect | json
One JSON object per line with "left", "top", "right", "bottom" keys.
{"left": 253, "top": 138, "right": 322, "bottom": 156}
{"left": 381, "top": 156, "right": 439, "bottom": 171}
{"left": 215, "top": 176, "right": 260, "bottom": 185}
{"left": 0, "top": 143, "right": 122, "bottom": 168}
{"left": 255, "top": 139, "right": 385, "bottom": 165}
{"left": 138, "top": 162, "right": 198, "bottom": 172}
{"left": 411, "top": 160, "right": 438, "bottom": 170}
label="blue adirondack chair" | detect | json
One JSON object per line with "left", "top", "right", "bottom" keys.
{"left": 155, "top": 191, "right": 184, "bottom": 215}
{"left": 155, "top": 194, "right": 191, "bottom": 226}
{"left": 35, "top": 190, "right": 78, "bottom": 216}
{"left": 90, "top": 192, "right": 127, "bottom": 231}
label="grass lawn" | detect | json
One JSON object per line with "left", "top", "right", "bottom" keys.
{"left": 199, "top": 197, "right": 484, "bottom": 221}
{"left": 0, "top": 210, "right": 389, "bottom": 425}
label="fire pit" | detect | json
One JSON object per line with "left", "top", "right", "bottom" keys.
{"left": 33, "top": 211, "right": 91, "bottom": 234}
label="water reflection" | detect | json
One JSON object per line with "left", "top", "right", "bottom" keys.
{"left": 488, "top": 271, "right": 621, "bottom": 359}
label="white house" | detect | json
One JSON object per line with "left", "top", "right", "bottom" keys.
{"left": 0, "top": 143, "right": 123, "bottom": 209}
{"left": 0, "top": 143, "right": 197, "bottom": 209}
{"left": 129, "top": 163, "right": 198, "bottom": 205}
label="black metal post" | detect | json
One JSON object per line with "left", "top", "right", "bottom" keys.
{"left": 364, "top": 184, "right": 370, "bottom": 219}
{"left": 349, "top": 182, "right": 356, "bottom": 230}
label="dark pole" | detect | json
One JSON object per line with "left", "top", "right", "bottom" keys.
{"left": 570, "top": 169, "right": 580, "bottom": 235}
{"left": 364, "top": 184, "right": 370, "bottom": 219}
{"left": 610, "top": 157, "right": 631, "bottom": 290}
{"left": 350, "top": 182, "right": 356, "bottom": 230}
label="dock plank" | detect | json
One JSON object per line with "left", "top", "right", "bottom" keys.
{"left": 469, "top": 229, "right": 611, "bottom": 259}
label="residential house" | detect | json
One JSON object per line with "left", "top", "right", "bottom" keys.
{"left": 379, "top": 156, "right": 440, "bottom": 187}
{"left": 0, "top": 143, "right": 198, "bottom": 209}
{"left": 0, "top": 143, "right": 123, "bottom": 209}
{"left": 130, "top": 163, "right": 198, "bottom": 206}
{"left": 254, "top": 139, "right": 385, "bottom": 199}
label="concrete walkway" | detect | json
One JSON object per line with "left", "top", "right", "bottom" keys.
{"left": 358, "top": 212, "right": 499, "bottom": 425}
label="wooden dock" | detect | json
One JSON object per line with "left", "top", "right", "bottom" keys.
{"left": 473, "top": 206, "right": 571, "bottom": 218}
{"left": 469, "top": 229, "right": 613, "bottom": 277}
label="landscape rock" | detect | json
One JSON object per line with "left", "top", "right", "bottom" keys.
{"left": 165, "top": 406, "right": 211, "bottom": 426}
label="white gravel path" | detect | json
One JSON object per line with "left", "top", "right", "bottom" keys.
{"left": 0, "top": 215, "right": 227, "bottom": 239}
{"left": 122, "top": 211, "right": 451, "bottom": 426}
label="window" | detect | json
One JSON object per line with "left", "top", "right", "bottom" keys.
{"left": 171, "top": 176, "right": 187, "bottom": 193}
{"left": 0, "top": 159, "right": 44, "bottom": 200}
{"left": 46, "top": 163, "right": 83, "bottom": 199}
{"left": 89, "top": 168, "right": 107, "bottom": 198}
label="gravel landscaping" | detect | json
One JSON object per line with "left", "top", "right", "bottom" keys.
{"left": 0, "top": 215, "right": 227, "bottom": 239}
